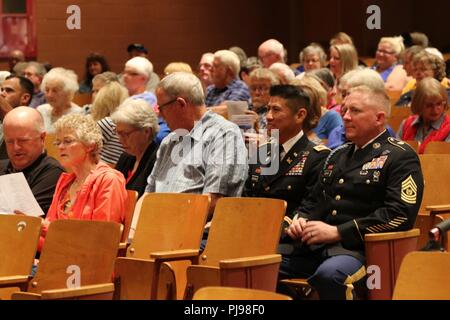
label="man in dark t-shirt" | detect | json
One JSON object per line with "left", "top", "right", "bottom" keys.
{"left": 0, "top": 107, "right": 64, "bottom": 216}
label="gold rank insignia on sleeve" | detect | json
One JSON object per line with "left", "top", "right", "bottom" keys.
{"left": 401, "top": 175, "right": 418, "bottom": 204}
{"left": 313, "top": 145, "right": 330, "bottom": 152}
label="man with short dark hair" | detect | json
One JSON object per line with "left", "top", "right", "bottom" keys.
{"left": 280, "top": 85, "right": 424, "bottom": 300}
{"left": 244, "top": 84, "right": 329, "bottom": 217}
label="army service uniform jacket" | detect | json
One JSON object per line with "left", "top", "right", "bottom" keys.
{"left": 297, "top": 131, "right": 424, "bottom": 262}
{"left": 244, "top": 134, "right": 330, "bottom": 218}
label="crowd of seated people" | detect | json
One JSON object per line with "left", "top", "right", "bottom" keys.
{"left": 0, "top": 31, "right": 448, "bottom": 300}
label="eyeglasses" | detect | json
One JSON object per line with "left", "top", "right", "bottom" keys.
{"left": 53, "top": 138, "right": 77, "bottom": 147}
{"left": 376, "top": 49, "right": 396, "bottom": 55}
{"left": 250, "top": 86, "right": 270, "bottom": 93}
{"left": 158, "top": 98, "right": 178, "bottom": 112}
{"left": 115, "top": 128, "right": 140, "bottom": 139}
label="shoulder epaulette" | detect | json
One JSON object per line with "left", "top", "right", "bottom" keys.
{"left": 313, "top": 144, "right": 331, "bottom": 152}
{"left": 387, "top": 137, "right": 408, "bottom": 151}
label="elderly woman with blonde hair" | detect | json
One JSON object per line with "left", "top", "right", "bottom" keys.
{"left": 91, "top": 81, "right": 129, "bottom": 166}
{"left": 37, "top": 67, "right": 82, "bottom": 133}
{"left": 371, "top": 36, "right": 408, "bottom": 91}
{"left": 38, "top": 113, "right": 127, "bottom": 250}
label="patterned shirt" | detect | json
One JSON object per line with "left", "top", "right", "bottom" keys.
{"left": 145, "top": 111, "right": 248, "bottom": 196}
{"left": 205, "top": 79, "right": 250, "bottom": 107}
{"left": 98, "top": 117, "right": 125, "bottom": 165}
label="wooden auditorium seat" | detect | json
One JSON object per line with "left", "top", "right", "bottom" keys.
{"left": 193, "top": 286, "right": 292, "bottom": 300}
{"left": 114, "top": 193, "right": 210, "bottom": 300}
{"left": 183, "top": 197, "right": 286, "bottom": 300}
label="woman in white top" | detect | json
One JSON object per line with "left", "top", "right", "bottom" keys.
{"left": 37, "top": 67, "right": 82, "bottom": 133}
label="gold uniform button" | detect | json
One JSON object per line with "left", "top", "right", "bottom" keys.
{"left": 287, "top": 185, "right": 292, "bottom": 190}
{"left": 331, "top": 210, "right": 337, "bottom": 216}
{"left": 335, "top": 195, "right": 341, "bottom": 201}
{"left": 338, "top": 179, "right": 344, "bottom": 184}
{"left": 366, "top": 180, "right": 371, "bottom": 184}
{"left": 265, "top": 186, "right": 270, "bottom": 191}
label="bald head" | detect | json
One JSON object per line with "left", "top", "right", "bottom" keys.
{"left": 258, "top": 39, "right": 285, "bottom": 68}
{"left": 4, "top": 106, "right": 44, "bottom": 132}
{"left": 3, "top": 107, "right": 46, "bottom": 171}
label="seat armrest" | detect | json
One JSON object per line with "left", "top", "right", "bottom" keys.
{"left": 364, "top": 229, "right": 420, "bottom": 242}
{"left": 0, "top": 275, "right": 31, "bottom": 287}
{"left": 40, "top": 283, "right": 114, "bottom": 300}
{"left": 426, "top": 205, "right": 450, "bottom": 214}
{"left": 150, "top": 249, "right": 200, "bottom": 263}
{"left": 219, "top": 254, "right": 281, "bottom": 269}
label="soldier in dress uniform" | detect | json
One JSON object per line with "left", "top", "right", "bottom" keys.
{"left": 244, "top": 84, "right": 329, "bottom": 217}
{"left": 280, "top": 85, "right": 424, "bottom": 300}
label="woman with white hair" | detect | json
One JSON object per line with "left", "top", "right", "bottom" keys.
{"left": 111, "top": 99, "right": 160, "bottom": 197}
{"left": 371, "top": 36, "right": 409, "bottom": 91}
{"left": 38, "top": 113, "right": 127, "bottom": 250}
{"left": 37, "top": 67, "right": 82, "bottom": 133}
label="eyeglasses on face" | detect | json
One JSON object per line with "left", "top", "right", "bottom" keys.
{"left": 158, "top": 98, "right": 179, "bottom": 112}
{"left": 115, "top": 128, "right": 141, "bottom": 139}
{"left": 376, "top": 49, "right": 395, "bottom": 55}
{"left": 5, "top": 136, "right": 41, "bottom": 145}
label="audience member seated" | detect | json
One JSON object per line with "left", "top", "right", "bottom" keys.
{"left": 78, "top": 52, "right": 110, "bottom": 94}
{"left": 91, "top": 81, "right": 128, "bottom": 166}
{"left": 269, "top": 62, "right": 296, "bottom": 84}
{"left": 296, "top": 44, "right": 327, "bottom": 78}
{"left": 397, "top": 50, "right": 448, "bottom": 106}
{"left": 24, "top": 62, "right": 48, "bottom": 108}
{"left": 309, "top": 68, "right": 339, "bottom": 112}
{"left": 198, "top": 52, "right": 214, "bottom": 92}
{"left": 371, "top": 36, "right": 408, "bottom": 91}
{"left": 146, "top": 72, "right": 248, "bottom": 220}
{"left": 402, "top": 45, "right": 424, "bottom": 80}
{"left": 126, "top": 43, "right": 160, "bottom": 93}
{"left": 329, "top": 32, "right": 367, "bottom": 67}
{"left": 0, "top": 107, "right": 64, "bottom": 215}
{"left": 329, "top": 43, "right": 358, "bottom": 84}
{"left": 279, "top": 85, "right": 424, "bottom": 300}
{"left": 239, "top": 56, "right": 262, "bottom": 85}
{"left": 397, "top": 77, "right": 450, "bottom": 153}
{"left": 247, "top": 68, "right": 280, "bottom": 130}
{"left": 8, "top": 49, "right": 25, "bottom": 73}
{"left": 38, "top": 114, "right": 127, "bottom": 250}
{"left": 37, "top": 68, "right": 82, "bottom": 133}
{"left": 164, "top": 62, "right": 192, "bottom": 76}
{"left": 326, "top": 69, "right": 395, "bottom": 149}
{"left": 258, "top": 39, "right": 286, "bottom": 68}
{"left": 112, "top": 99, "right": 159, "bottom": 197}
{"left": 0, "top": 75, "right": 34, "bottom": 158}
{"left": 82, "top": 71, "right": 119, "bottom": 114}
{"left": 122, "top": 56, "right": 170, "bottom": 144}
{"left": 205, "top": 50, "right": 250, "bottom": 107}
{"left": 244, "top": 84, "right": 329, "bottom": 217}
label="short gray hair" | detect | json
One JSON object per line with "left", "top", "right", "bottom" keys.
{"left": 269, "top": 63, "right": 296, "bottom": 84}
{"left": 41, "top": 67, "right": 79, "bottom": 94}
{"left": 125, "top": 57, "right": 153, "bottom": 80}
{"left": 214, "top": 50, "right": 240, "bottom": 77}
{"left": 299, "top": 44, "right": 327, "bottom": 66}
{"left": 26, "top": 61, "right": 47, "bottom": 77}
{"left": 340, "top": 69, "right": 385, "bottom": 92}
{"left": 111, "top": 99, "right": 159, "bottom": 136}
{"left": 249, "top": 68, "right": 279, "bottom": 85}
{"left": 54, "top": 114, "right": 103, "bottom": 162}
{"left": 349, "top": 85, "right": 391, "bottom": 119}
{"left": 157, "top": 72, "right": 205, "bottom": 106}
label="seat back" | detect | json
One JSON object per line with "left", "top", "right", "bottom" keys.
{"left": 72, "top": 93, "right": 92, "bottom": 106}
{"left": 200, "top": 197, "right": 286, "bottom": 267}
{"left": 415, "top": 213, "right": 444, "bottom": 250}
{"left": 393, "top": 251, "right": 450, "bottom": 300}
{"left": 44, "top": 133, "right": 60, "bottom": 161}
{"left": 404, "top": 140, "right": 419, "bottom": 153}
{"left": 193, "top": 286, "right": 292, "bottom": 300}
{"left": 387, "top": 107, "right": 411, "bottom": 133}
{"left": 364, "top": 229, "right": 420, "bottom": 300}
{"left": 0, "top": 215, "right": 41, "bottom": 276}
{"left": 419, "top": 154, "right": 450, "bottom": 211}
{"left": 127, "top": 193, "right": 210, "bottom": 258}
{"left": 28, "top": 220, "right": 121, "bottom": 293}
{"left": 121, "top": 190, "right": 138, "bottom": 243}
{"left": 424, "top": 141, "right": 450, "bottom": 154}
{"left": 386, "top": 90, "right": 402, "bottom": 105}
